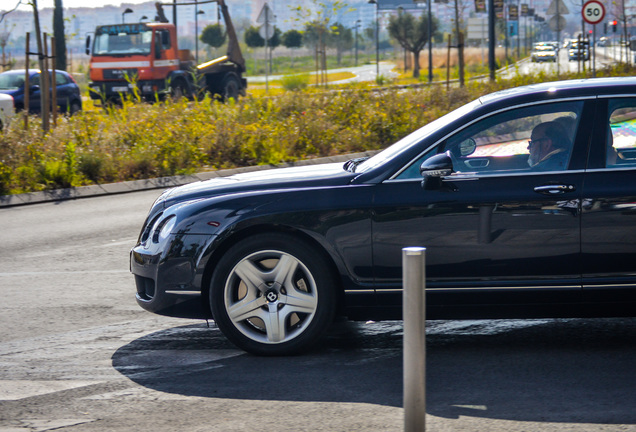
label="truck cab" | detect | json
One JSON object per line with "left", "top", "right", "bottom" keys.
{"left": 88, "top": 23, "right": 189, "bottom": 102}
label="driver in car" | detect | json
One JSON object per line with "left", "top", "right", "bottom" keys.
{"left": 527, "top": 121, "right": 570, "bottom": 170}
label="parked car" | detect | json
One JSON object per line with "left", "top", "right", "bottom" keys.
{"left": 0, "top": 93, "right": 14, "bottom": 130}
{"left": 131, "top": 78, "right": 636, "bottom": 355}
{"left": 531, "top": 45, "right": 558, "bottom": 62}
{"left": 0, "top": 69, "right": 82, "bottom": 115}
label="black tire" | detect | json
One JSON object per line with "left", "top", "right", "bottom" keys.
{"left": 171, "top": 79, "right": 191, "bottom": 100}
{"left": 210, "top": 233, "right": 337, "bottom": 356}
{"left": 69, "top": 101, "right": 81, "bottom": 116}
{"left": 220, "top": 74, "right": 240, "bottom": 101}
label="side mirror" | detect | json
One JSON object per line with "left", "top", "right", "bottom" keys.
{"left": 420, "top": 151, "right": 453, "bottom": 178}
{"left": 420, "top": 151, "right": 453, "bottom": 190}
{"left": 30, "top": 85, "right": 40, "bottom": 93}
{"left": 85, "top": 35, "right": 91, "bottom": 55}
{"left": 162, "top": 30, "right": 170, "bottom": 46}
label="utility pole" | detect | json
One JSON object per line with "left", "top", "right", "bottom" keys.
{"left": 31, "top": 0, "right": 49, "bottom": 132}
{"left": 454, "top": 0, "right": 465, "bottom": 86}
{"left": 488, "top": 0, "right": 496, "bottom": 81}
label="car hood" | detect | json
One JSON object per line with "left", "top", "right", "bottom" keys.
{"left": 160, "top": 162, "right": 357, "bottom": 209}
{"left": 0, "top": 89, "right": 20, "bottom": 96}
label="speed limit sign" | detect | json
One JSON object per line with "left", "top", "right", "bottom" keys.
{"left": 582, "top": 0, "right": 605, "bottom": 25}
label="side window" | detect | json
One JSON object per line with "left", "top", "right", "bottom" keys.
{"left": 157, "top": 30, "right": 171, "bottom": 50}
{"left": 55, "top": 73, "right": 68, "bottom": 86}
{"left": 607, "top": 100, "right": 636, "bottom": 167}
{"left": 445, "top": 102, "right": 582, "bottom": 174}
{"left": 395, "top": 101, "right": 583, "bottom": 179}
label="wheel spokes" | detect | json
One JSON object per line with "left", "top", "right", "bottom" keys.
{"left": 271, "top": 254, "right": 299, "bottom": 288}
{"left": 234, "top": 259, "right": 268, "bottom": 293}
{"left": 280, "top": 289, "right": 317, "bottom": 315}
{"left": 227, "top": 294, "right": 267, "bottom": 322}
{"left": 264, "top": 303, "right": 286, "bottom": 343}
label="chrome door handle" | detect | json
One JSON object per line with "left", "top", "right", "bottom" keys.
{"left": 534, "top": 184, "right": 576, "bottom": 195}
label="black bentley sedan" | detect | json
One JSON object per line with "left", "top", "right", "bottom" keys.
{"left": 131, "top": 78, "right": 636, "bottom": 355}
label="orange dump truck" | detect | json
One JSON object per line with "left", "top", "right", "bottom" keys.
{"left": 86, "top": 0, "right": 246, "bottom": 104}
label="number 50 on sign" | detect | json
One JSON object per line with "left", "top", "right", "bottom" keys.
{"left": 582, "top": 0, "right": 605, "bottom": 25}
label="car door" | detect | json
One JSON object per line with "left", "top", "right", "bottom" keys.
{"left": 372, "top": 99, "right": 594, "bottom": 314}
{"left": 581, "top": 97, "right": 636, "bottom": 309}
{"left": 27, "top": 73, "right": 42, "bottom": 113}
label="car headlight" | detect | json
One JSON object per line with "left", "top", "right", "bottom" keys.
{"left": 152, "top": 215, "right": 176, "bottom": 243}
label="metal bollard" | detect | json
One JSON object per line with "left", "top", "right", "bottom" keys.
{"left": 403, "top": 247, "right": 427, "bottom": 432}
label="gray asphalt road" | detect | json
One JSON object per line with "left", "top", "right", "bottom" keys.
{"left": 1, "top": 187, "right": 636, "bottom": 431}
{"left": 246, "top": 62, "right": 398, "bottom": 84}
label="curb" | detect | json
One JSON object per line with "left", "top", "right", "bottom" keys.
{"left": 0, "top": 151, "right": 378, "bottom": 208}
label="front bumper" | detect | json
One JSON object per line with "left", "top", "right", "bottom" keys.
{"left": 89, "top": 80, "right": 168, "bottom": 102}
{"left": 130, "top": 233, "right": 216, "bottom": 319}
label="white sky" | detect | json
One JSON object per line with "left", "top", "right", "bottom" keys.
{"left": 12, "top": 0, "right": 154, "bottom": 12}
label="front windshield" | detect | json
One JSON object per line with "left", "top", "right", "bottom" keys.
{"left": 93, "top": 23, "right": 153, "bottom": 56}
{"left": 0, "top": 73, "right": 25, "bottom": 90}
{"left": 355, "top": 98, "right": 482, "bottom": 173}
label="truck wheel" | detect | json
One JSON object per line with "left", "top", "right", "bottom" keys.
{"left": 221, "top": 75, "right": 240, "bottom": 101}
{"left": 171, "top": 80, "right": 191, "bottom": 100}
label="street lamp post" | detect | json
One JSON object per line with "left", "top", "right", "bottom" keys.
{"left": 428, "top": 0, "right": 433, "bottom": 83}
{"left": 369, "top": 0, "right": 380, "bottom": 78}
{"left": 122, "top": 8, "right": 133, "bottom": 24}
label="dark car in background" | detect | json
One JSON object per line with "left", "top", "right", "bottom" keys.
{"left": 131, "top": 78, "right": 636, "bottom": 356}
{"left": 0, "top": 69, "right": 82, "bottom": 115}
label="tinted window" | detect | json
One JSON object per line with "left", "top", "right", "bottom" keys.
{"left": 55, "top": 73, "right": 69, "bottom": 85}
{"left": 607, "top": 99, "right": 636, "bottom": 167}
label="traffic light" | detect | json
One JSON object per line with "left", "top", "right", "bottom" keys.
{"left": 604, "top": 22, "right": 608, "bottom": 34}
{"left": 612, "top": 20, "right": 618, "bottom": 33}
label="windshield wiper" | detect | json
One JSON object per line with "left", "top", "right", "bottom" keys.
{"left": 343, "top": 157, "right": 369, "bottom": 173}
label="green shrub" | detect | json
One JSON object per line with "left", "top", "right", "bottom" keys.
{"left": 280, "top": 74, "right": 310, "bottom": 91}
{"left": 1, "top": 64, "right": 635, "bottom": 196}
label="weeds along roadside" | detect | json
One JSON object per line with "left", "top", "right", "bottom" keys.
{"left": 0, "top": 64, "right": 633, "bottom": 196}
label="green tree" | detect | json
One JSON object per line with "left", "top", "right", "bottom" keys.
{"left": 282, "top": 29, "right": 303, "bottom": 67}
{"left": 329, "top": 22, "right": 353, "bottom": 65}
{"left": 387, "top": 10, "right": 439, "bottom": 78}
{"left": 53, "top": 0, "right": 67, "bottom": 70}
{"left": 302, "top": 20, "right": 327, "bottom": 50}
{"left": 268, "top": 26, "right": 281, "bottom": 50}
{"left": 244, "top": 25, "right": 264, "bottom": 48}
{"left": 200, "top": 23, "right": 226, "bottom": 49}
{"left": 291, "top": 0, "right": 352, "bottom": 86}
{"left": 364, "top": 22, "right": 375, "bottom": 45}
{"left": 282, "top": 29, "right": 303, "bottom": 49}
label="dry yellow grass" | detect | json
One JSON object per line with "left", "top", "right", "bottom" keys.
{"left": 396, "top": 47, "right": 509, "bottom": 69}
